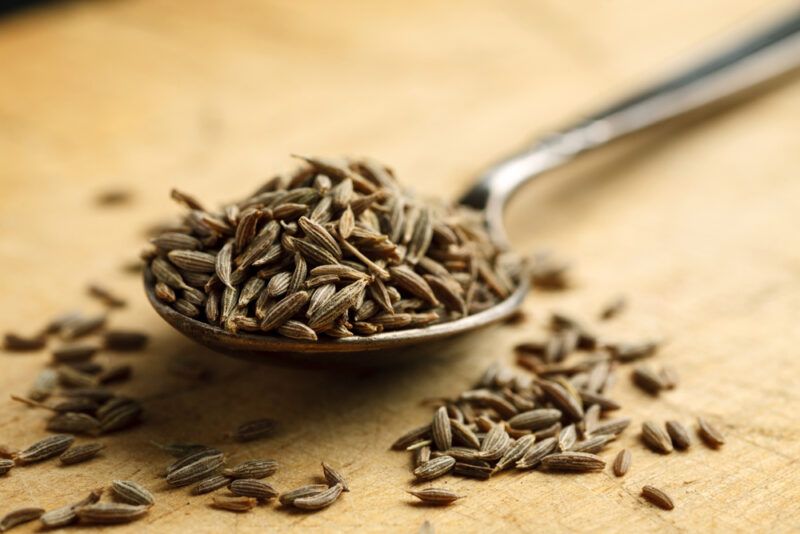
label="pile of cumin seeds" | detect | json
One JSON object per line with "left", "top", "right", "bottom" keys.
{"left": 144, "top": 155, "right": 523, "bottom": 340}
{"left": 392, "top": 300, "right": 725, "bottom": 511}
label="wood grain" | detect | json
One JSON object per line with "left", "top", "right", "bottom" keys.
{"left": 1, "top": 1, "right": 799, "bottom": 532}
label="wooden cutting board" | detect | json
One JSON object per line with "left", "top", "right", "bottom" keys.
{"left": 1, "top": 1, "right": 799, "bottom": 532}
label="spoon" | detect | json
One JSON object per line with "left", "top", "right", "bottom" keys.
{"left": 146, "top": 9, "right": 800, "bottom": 364}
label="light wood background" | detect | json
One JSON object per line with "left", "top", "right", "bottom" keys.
{"left": 1, "top": 1, "right": 799, "bottom": 532}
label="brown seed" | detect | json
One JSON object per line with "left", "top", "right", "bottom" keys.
{"left": 216, "top": 240, "right": 235, "bottom": 289}
{"left": 408, "top": 488, "right": 461, "bottom": 505}
{"left": 641, "top": 421, "right": 674, "bottom": 454}
{"left": 151, "top": 232, "right": 201, "bottom": 251}
{"left": 599, "top": 295, "right": 627, "bottom": 320}
{"left": 449, "top": 419, "right": 480, "bottom": 449}
{"left": 413, "top": 456, "right": 455, "bottom": 480}
{"left": 477, "top": 424, "right": 511, "bottom": 461}
{"left": 307, "top": 279, "right": 368, "bottom": 331}
{"left": 538, "top": 380, "right": 583, "bottom": 420}
{"left": 165, "top": 448, "right": 223, "bottom": 474}
{"left": 641, "top": 485, "right": 674, "bottom": 510}
{"left": 234, "top": 418, "right": 278, "bottom": 442}
{"left": 665, "top": 420, "right": 691, "bottom": 450}
{"left": 166, "top": 452, "right": 225, "bottom": 487}
{"left": 223, "top": 459, "right": 278, "bottom": 479}
{"left": 87, "top": 284, "right": 126, "bottom": 308}
{"left": 3, "top": 332, "right": 46, "bottom": 352}
{"left": 590, "top": 417, "right": 632, "bottom": 437}
{"left": 612, "top": 449, "right": 631, "bottom": 477}
{"left": 659, "top": 366, "right": 680, "bottom": 389}
{"left": 540, "top": 451, "right": 605, "bottom": 472}
{"left": 322, "top": 462, "right": 350, "bottom": 491}
{"left": 516, "top": 437, "right": 557, "bottom": 470}
{"left": 212, "top": 495, "right": 256, "bottom": 512}
{"left": 279, "top": 485, "right": 329, "bottom": 506}
{"left": 28, "top": 369, "right": 58, "bottom": 401}
{"left": 40, "top": 488, "right": 103, "bottom": 528}
{"left": 389, "top": 266, "right": 438, "bottom": 306}
{"left": 192, "top": 475, "right": 231, "bottom": 495}
{"left": 60, "top": 443, "right": 105, "bottom": 465}
{"left": 75, "top": 503, "right": 149, "bottom": 524}
{"left": 277, "top": 320, "right": 318, "bottom": 341}
{"left": 0, "top": 458, "right": 14, "bottom": 476}
{"left": 17, "top": 434, "right": 75, "bottom": 464}
{"left": 230, "top": 479, "right": 278, "bottom": 501}
{"left": 571, "top": 434, "right": 613, "bottom": 454}
{"left": 111, "top": 480, "right": 155, "bottom": 506}
{"left": 508, "top": 409, "right": 562, "bottom": 431}
{"left": 167, "top": 250, "right": 217, "bottom": 273}
{"left": 103, "top": 330, "right": 149, "bottom": 351}
{"left": 98, "top": 398, "right": 143, "bottom": 433}
{"left": 496, "top": 434, "right": 537, "bottom": 471}
{"left": 431, "top": 407, "right": 452, "bottom": 451}
{"left": 292, "top": 483, "right": 344, "bottom": 510}
{"left": 51, "top": 343, "right": 99, "bottom": 364}
{"left": 0, "top": 508, "right": 44, "bottom": 531}
{"left": 392, "top": 425, "right": 431, "bottom": 450}
{"left": 453, "top": 461, "right": 493, "bottom": 480}
{"left": 697, "top": 417, "right": 725, "bottom": 448}
{"left": 259, "top": 291, "right": 309, "bottom": 332}
{"left": 632, "top": 365, "right": 666, "bottom": 395}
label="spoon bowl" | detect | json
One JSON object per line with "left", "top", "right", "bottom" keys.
{"left": 145, "top": 269, "right": 528, "bottom": 364}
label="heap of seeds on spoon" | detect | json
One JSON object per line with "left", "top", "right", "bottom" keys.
{"left": 144, "top": 156, "right": 523, "bottom": 339}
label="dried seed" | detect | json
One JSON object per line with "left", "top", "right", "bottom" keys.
{"left": 59, "top": 443, "right": 105, "bottom": 465}
{"left": 612, "top": 449, "right": 631, "bottom": 477}
{"left": 697, "top": 417, "right": 725, "bottom": 448}
{"left": 540, "top": 451, "right": 605, "bottom": 472}
{"left": 103, "top": 330, "right": 149, "bottom": 351}
{"left": 87, "top": 284, "right": 126, "bottom": 308}
{"left": 97, "top": 364, "right": 133, "bottom": 385}
{"left": 516, "top": 437, "right": 557, "bottom": 469}
{"left": 665, "top": 420, "right": 691, "bottom": 450}
{"left": 166, "top": 448, "right": 223, "bottom": 475}
{"left": 449, "top": 419, "right": 480, "bottom": 449}
{"left": 496, "top": 434, "right": 537, "bottom": 471}
{"left": 3, "top": 332, "right": 46, "bottom": 352}
{"left": 17, "top": 434, "right": 75, "bottom": 464}
{"left": 151, "top": 232, "right": 202, "bottom": 251}
{"left": 476, "top": 424, "right": 510, "bottom": 461}
{"left": 40, "top": 488, "right": 103, "bottom": 528}
{"left": 538, "top": 380, "right": 583, "bottom": 420}
{"left": 60, "top": 314, "right": 107, "bottom": 341}
{"left": 216, "top": 241, "right": 235, "bottom": 289}
{"left": 339, "top": 205, "right": 355, "bottom": 238}
{"left": 641, "top": 421, "right": 673, "bottom": 454}
{"left": 392, "top": 425, "right": 431, "bottom": 450}
{"left": 298, "top": 216, "right": 341, "bottom": 259}
{"left": 75, "top": 503, "right": 149, "bottom": 524}
{"left": 192, "top": 475, "right": 231, "bottom": 495}
{"left": 590, "top": 417, "right": 632, "bottom": 437}
{"left": 212, "top": 495, "right": 256, "bottom": 512}
{"left": 599, "top": 295, "right": 626, "bottom": 320}
{"left": 223, "top": 459, "right": 278, "bottom": 479}
{"left": 321, "top": 462, "right": 349, "bottom": 491}
{"left": 28, "top": 369, "right": 58, "bottom": 401}
{"left": 389, "top": 266, "right": 438, "bottom": 306}
{"left": 259, "top": 291, "right": 309, "bottom": 331}
{"left": 508, "top": 409, "right": 562, "bottom": 431}
{"left": 234, "top": 418, "right": 278, "bottom": 442}
{"left": 659, "top": 366, "right": 680, "bottom": 390}
{"left": 279, "top": 485, "right": 329, "bottom": 506}
{"left": 51, "top": 343, "right": 99, "bottom": 363}
{"left": 0, "top": 458, "right": 14, "bottom": 476}
{"left": 431, "top": 407, "right": 452, "bottom": 451}
{"left": 307, "top": 279, "right": 368, "bottom": 331}
{"left": 632, "top": 365, "right": 666, "bottom": 395}
{"left": 571, "top": 434, "right": 613, "bottom": 454}
{"left": 453, "top": 461, "right": 492, "bottom": 479}
{"left": 229, "top": 479, "right": 278, "bottom": 501}
{"left": 413, "top": 456, "right": 455, "bottom": 480}
{"left": 558, "top": 424, "right": 577, "bottom": 451}
{"left": 98, "top": 398, "right": 143, "bottom": 433}
{"left": 276, "top": 320, "right": 318, "bottom": 341}
{"left": 168, "top": 250, "right": 216, "bottom": 273}
{"left": 641, "top": 485, "right": 674, "bottom": 510}
{"left": 166, "top": 452, "right": 225, "bottom": 487}
{"left": 111, "top": 480, "right": 155, "bottom": 506}
{"left": 292, "top": 483, "right": 344, "bottom": 510}
{"left": 0, "top": 508, "right": 44, "bottom": 531}
{"left": 408, "top": 488, "right": 461, "bottom": 505}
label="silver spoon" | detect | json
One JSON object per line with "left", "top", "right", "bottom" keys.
{"left": 146, "top": 9, "right": 800, "bottom": 364}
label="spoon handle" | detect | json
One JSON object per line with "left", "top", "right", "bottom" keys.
{"left": 462, "top": 8, "right": 800, "bottom": 241}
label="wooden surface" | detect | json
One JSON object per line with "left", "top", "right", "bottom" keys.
{"left": 1, "top": 1, "right": 800, "bottom": 532}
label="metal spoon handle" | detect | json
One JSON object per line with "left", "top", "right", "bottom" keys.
{"left": 462, "top": 8, "right": 800, "bottom": 242}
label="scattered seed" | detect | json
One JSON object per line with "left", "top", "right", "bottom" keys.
{"left": 665, "top": 420, "right": 691, "bottom": 450}
{"left": 408, "top": 487, "right": 461, "bottom": 505}
{"left": 0, "top": 507, "right": 44, "bottom": 531}
{"left": 322, "top": 462, "right": 349, "bottom": 492}
{"left": 540, "top": 452, "right": 605, "bottom": 472}
{"left": 279, "top": 484, "right": 329, "bottom": 506}
{"left": 233, "top": 418, "right": 277, "bottom": 442}
{"left": 229, "top": 479, "right": 278, "bottom": 501}
{"left": 111, "top": 480, "right": 155, "bottom": 506}
{"left": 613, "top": 449, "right": 631, "bottom": 477}
{"left": 60, "top": 443, "right": 105, "bottom": 465}
{"left": 192, "top": 475, "right": 231, "bottom": 495}
{"left": 16, "top": 434, "right": 75, "bottom": 464}
{"left": 641, "top": 485, "right": 674, "bottom": 510}
{"left": 697, "top": 417, "right": 725, "bottom": 448}
{"left": 292, "top": 483, "right": 344, "bottom": 510}
{"left": 223, "top": 459, "right": 278, "bottom": 479}
{"left": 414, "top": 456, "right": 455, "bottom": 480}
{"left": 103, "top": 331, "right": 149, "bottom": 351}
{"left": 75, "top": 503, "right": 149, "bottom": 524}
{"left": 641, "top": 421, "right": 673, "bottom": 454}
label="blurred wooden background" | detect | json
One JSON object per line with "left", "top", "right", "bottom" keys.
{"left": 1, "top": 1, "right": 799, "bottom": 532}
